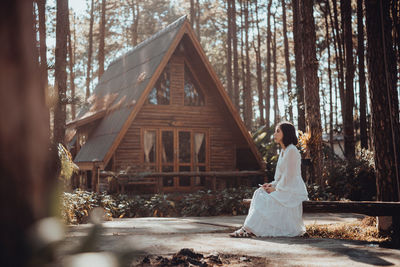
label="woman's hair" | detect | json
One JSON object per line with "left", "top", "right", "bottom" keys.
{"left": 278, "top": 121, "right": 298, "bottom": 147}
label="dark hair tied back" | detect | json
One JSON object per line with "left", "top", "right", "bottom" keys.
{"left": 278, "top": 121, "right": 298, "bottom": 147}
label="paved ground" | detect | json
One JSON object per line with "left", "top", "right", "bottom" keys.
{"left": 63, "top": 214, "right": 400, "bottom": 266}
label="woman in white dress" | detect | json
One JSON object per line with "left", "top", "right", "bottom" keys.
{"left": 230, "top": 122, "right": 309, "bottom": 237}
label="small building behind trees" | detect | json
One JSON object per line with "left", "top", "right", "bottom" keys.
{"left": 67, "top": 16, "right": 264, "bottom": 194}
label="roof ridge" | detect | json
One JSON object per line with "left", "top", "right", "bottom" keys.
{"left": 108, "top": 15, "right": 187, "bottom": 67}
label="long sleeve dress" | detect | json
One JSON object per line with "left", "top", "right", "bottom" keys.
{"left": 243, "top": 144, "right": 309, "bottom": 237}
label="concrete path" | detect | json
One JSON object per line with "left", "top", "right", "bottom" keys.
{"left": 64, "top": 214, "right": 400, "bottom": 266}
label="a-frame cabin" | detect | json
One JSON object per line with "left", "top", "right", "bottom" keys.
{"left": 67, "top": 16, "right": 265, "bottom": 193}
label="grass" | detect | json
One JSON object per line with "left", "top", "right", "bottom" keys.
{"left": 305, "top": 216, "right": 389, "bottom": 243}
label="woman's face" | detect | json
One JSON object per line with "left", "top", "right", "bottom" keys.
{"left": 274, "top": 126, "right": 283, "bottom": 145}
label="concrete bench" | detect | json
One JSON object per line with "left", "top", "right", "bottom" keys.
{"left": 242, "top": 199, "right": 400, "bottom": 246}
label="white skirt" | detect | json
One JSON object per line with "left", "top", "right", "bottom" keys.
{"left": 243, "top": 188, "right": 306, "bottom": 237}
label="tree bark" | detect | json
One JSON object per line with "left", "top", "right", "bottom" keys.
{"left": 281, "top": 0, "right": 293, "bottom": 122}
{"left": 273, "top": 16, "right": 279, "bottom": 125}
{"left": 357, "top": 0, "right": 368, "bottom": 149}
{"left": 301, "top": 0, "right": 323, "bottom": 185}
{"left": 244, "top": 0, "right": 252, "bottom": 129}
{"left": 37, "top": 0, "right": 48, "bottom": 105}
{"left": 365, "top": 0, "right": 400, "bottom": 202}
{"left": 85, "top": 0, "right": 94, "bottom": 100}
{"left": 232, "top": 0, "right": 240, "bottom": 109}
{"left": 98, "top": 0, "right": 106, "bottom": 79}
{"left": 129, "top": 0, "right": 139, "bottom": 46}
{"left": 265, "top": 0, "right": 273, "bottom": 127}
{"left": 254, "top": 0, "right": 264, "bottom": 125}
{"left": 67, "top": 12, "right": 76, "bottom": 120}
{"left": 292, "top": 0, "right": 305, "bottom": 132}
{"left": 226, "top": 0, "right": 233, "bottom": 101}
{"left": 0, "top": 1, "right": 56, "bottom": 265}
{"left": 341, "top": 0, "right": 355, "bottom": 159}
{"left": 53, "top": 0, "right": 69, "bottom": 145}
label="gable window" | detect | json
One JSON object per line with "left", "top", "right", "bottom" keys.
{"left": 184, "top": 64, "right": 205, "bottom": 106}
{"left": 147, "top": 63, "right": 170, "bottom": 105}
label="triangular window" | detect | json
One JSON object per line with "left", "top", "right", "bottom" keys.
{"left": 147, "top": 63, "right": 170, "bottom": 105}
{"left": 184, "top": 64, "right": 205, "bottom": 106}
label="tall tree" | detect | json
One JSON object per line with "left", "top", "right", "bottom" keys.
{"left": 129, "top": 0, "right": 140, "bottom": 46}
{"left": 292, "top": 0, "right": 305, "bottom": 132}
{"left": 254, "top": 0, "right": 264, "bottom": 125}
{"left": 341, "top": 0, "right": 355, "bottom": 159}
{"left": 68, "top": 12, "right": 76, "bottom": 120}
{"left": 37, "top": 0, "right": 48, "bottom": 104}
{"left": 226, "top": 0, "right": 233, "bottom": 101}
{"left": 265, "top": 0, "right": 273, "bottom": 127}
{"left": 98, "top": 0, "right": 106, "bottom": 79}
{"left": 53, "top": 0, "right": 69, "bottom": 145}
{"left": 301, "top": 0, "right": 323, "bottom": 185}
{"left": 243, "top": 0, "right": 252, "bottom": 129}
{"left": 281, "top": 0, "right": 293, "bottom": 122}
{"left": 0, "top": 1, "right": 56, "bottom": 265}
{"left": 357, "top": 0, "right": 368, "bottom": 149}
{"left": 365, "top": 0, "right": 400, "bottom": 202}
{"left": 85, "top": 0, "right": 94, "bottom": 100}
{"left": 232, "top": 0, "right": 240, "bottom": 109}
{"left": 273, "top": 15, "right": 279, "bottom": 125}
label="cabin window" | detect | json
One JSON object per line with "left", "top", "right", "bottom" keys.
{"left": 184, "top": 64, "right": 205, "bottom": 106}
{"left": 193, "top": 132, "right": 206, "bottom": 186}
{"left": 147, "top": 63, "right": 170, "bottom": 105}
{"left": 143, "top": 130, "right": 156, "bottom": 170}
{"left": 161, "top": 131, "right": 174, "bottom": 187}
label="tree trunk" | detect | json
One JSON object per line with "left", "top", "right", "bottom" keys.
{"left": 265, "top": 0, "right": 273, "bottom": 127}
{"left": 273, "top": 16, "right": 279, "bottom": 125}
{"left": 254, "top": 0, "right": 264, "bottom": 125}
{"left": 130, "top": 0, "right": 139, "bottom": 46}
{"left": 0, "top": 1, "right": 57, "bottom": 265}
{"left": 98, "top": 0, "right": 106, "bottom": 79}
{"left": 85, "top": 0, "right": 94, "bottom": 100}
{"left": 196, "top": 0, "right": 200, "bottom": 40}
{"left": 332, "top": 0, "right": 345, "bottom": 125}
{"left": 244, "top": 0, "right": 252, "bottom": 129}
{"left": 365, "top": 0, "right": 400, "bottom": 202}
{"left": 281, "top": 0, "right": 293, "bottom": 122}
{"left": 232, "top": 0, "right": 240, "bottom": 109}
{"left": 53, "top": 0, "right": 69, "bottom": 145}
{"left": 190, "top": 0, "right": 195, "bottom": 28}
{"left": 240, "top": 0, "right": 246, "bottom": 121}
{"left": 357, "top": 0, "right": 368, "bottom": 149}
{"left": 301, "top": 0, "right": 323, "bottom": 185}
{"left": 226, "top": 0, "right": 233, "bottom": 101}
{"left": 341, "top": 0, "right": 355, "bottom": 159}
{"left": 67, "top": 12, "right": 76, "bottom": 120}
{"left": 292, "top": 0, "right": 305, "bottom": 132}
{"left": 37, "top": 0, "right": 48, "bottom": 105}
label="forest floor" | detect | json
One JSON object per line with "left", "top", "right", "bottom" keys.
{"left": 61, "top": 214, "right": 400, "bottom": 266}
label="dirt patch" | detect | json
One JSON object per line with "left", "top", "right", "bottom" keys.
{"left": 132, "top": 248, "right": 268, "bottom": 266}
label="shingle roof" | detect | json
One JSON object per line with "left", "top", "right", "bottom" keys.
{"left": 73, "top": 15, "right": 187, "bottom": 163}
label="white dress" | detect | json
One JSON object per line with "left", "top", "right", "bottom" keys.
{"left": 243, "top": 144, "right": 309, "bottom": 237}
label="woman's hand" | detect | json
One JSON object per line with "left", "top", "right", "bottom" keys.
{"left": 260, "top": 183, "right": 276, "bottom": 194}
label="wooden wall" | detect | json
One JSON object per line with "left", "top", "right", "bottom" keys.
{"left": 115, "top": 51, "right": 254, "bottom": 172}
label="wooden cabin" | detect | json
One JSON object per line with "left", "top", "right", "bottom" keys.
{"left": 67, "top": 16, "right": 265, "bottom": 194}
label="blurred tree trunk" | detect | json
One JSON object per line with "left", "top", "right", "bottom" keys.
{"left": 240, "top": 0, "right": 246, "bottom": 122}
{"left": 232, "top": 0, "right": 239, "bottom": 110}
{"left": 265, "top": 0, "right": 273, "bottom": 127}
{"left": 190, "top": 0, "right": 195, "bottom": 28}
{"left": 365, "top": 0, "right": 400, "bottom": 202}
{"left": 357, "top": 0, "right": 368, "bottom": 149}
{"left": 341, "top": 0, "right": 355, "bottom": 159}
{"left": 67, "top": 12, "right": 76, "bottom": 120}
{"left": 85, "top": 0, "right": 94, "bottom": 100}
{"left": 392, "top": 1, "right": 400, "bottom": 66}
{"left": 254, "top": 0, "right": 264, "bottom": 125}
{"left": 37, "top": 0, "right": 48, "bottom": 106}
{"left": 244, "top": 0, "right": 252, "bottom": 129}
{"left": 53, "top": 0, "right": 69, "bottom": 145}
{"left": 281, "top": 0, "right": 293, "bottom": 122}
{"left": 0, "top": 1, "right": 56, "bottom": 265}
{"left": 226, "top": 0, "right": 233, "bottom": 101}
{"left": 196, "top": 0, "right": 200, "bottom": 40}
{"left": 98, "top": 0, "right": 106, "bottom": 78}
{"left": 273, "top": 16, "right": 279, "bottom": 125}
{"left": 332, "top": 0, "right": 345, "bottom": 126}
{"left": 292, "top": 0, "right": 305, "bottom": 132}
{"left": 300, "top": 0, "right": 323, "bottom": 185}
{"left": 129, "top": 0, "right": 139, "bottom": 46}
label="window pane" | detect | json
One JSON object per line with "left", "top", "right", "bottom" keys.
{"left": 162, "top": 166, "right": 174, "bottom": 187}
{"left": 143, "top": 131, "right": 156, "bottom": 163}
{"left": 194, "top": 133, "right": 205, "bottom": 163}
{"left": 179, "top": 131, "right": 191, "bottom": 163}
{"left": 184, "top": 65, "right": 204, "bottom": 106}
{"left": 179, "top": 166, "right": 191, "bottom": 186}
{"left": 148, "top": 64, "right": 170, "bottom": 105}
{"left": 162, "top": 131, "right": 174, "bottom": 163}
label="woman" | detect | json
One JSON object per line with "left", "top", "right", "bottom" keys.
{"left": 230, "top": 122, "right": 308, "bottom": 237}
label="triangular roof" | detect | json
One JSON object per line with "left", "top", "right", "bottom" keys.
{"left": 70, "top": 16, "right": 264, "bottom": 170}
